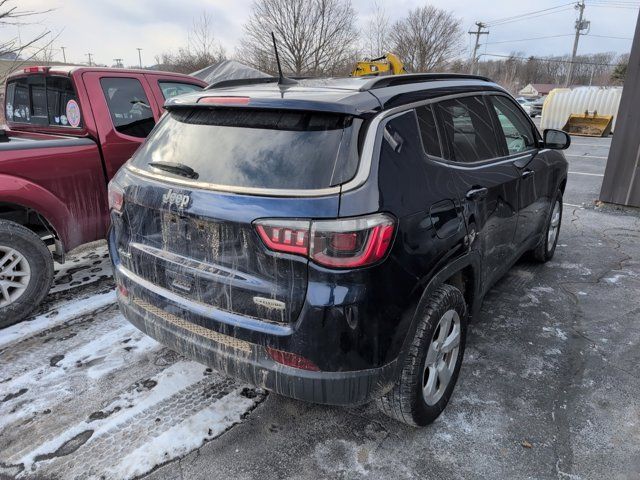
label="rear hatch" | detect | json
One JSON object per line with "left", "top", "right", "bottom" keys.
{"left": 114, "top": 105, "right": 363, "bottom": 325}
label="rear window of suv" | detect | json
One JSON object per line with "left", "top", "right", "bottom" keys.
{"left": 130, "top": 108, "right": 362, "bottom": 190}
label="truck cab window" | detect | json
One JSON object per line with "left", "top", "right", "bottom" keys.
{"left": 100, "top": 77, "right": 155, "bottom": 138}
{"left": 158, "top": 81, "right": 203, "bottom": 100}
{"left": 6, "top": 75, "right": 81, "bottom": 127}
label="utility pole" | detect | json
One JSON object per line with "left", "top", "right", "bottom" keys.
{"left": 137, "top": 48, "right": 143, "bottom": 68}
{"left": 113, "top": 58, "right": 124, "bottom": 68}
{"left": 86, "top": 53, "right": 93, "bottom": 66}
{"left": 61, "top": 46, "right": 67, "bottom": 63}
{"left": 469, "top": 22, "right": 489, "bottom": 75}
{"left": 565, "top": 0, "right": 589, "bottom": 86}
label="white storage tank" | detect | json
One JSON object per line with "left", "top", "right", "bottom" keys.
{"left": 540, "top": 86, "right": 623, "bottom": 132}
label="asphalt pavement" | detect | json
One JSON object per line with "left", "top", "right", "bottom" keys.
{"left": 1, "top": 129, "right": 639, "bottom": 480}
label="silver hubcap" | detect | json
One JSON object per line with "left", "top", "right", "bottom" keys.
{"left": 0, "top": 246, "right": 31, "bottom": 308}
{"left": 422, "top": 309, "right": 461, "bottom": 406}
{"left": 547, "top": 201, "right": 561, "bottom": 252}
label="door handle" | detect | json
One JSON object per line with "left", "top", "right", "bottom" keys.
{"left": 521, "top": 169, "right": 535, "bottom": 179}
{"left": 465, "top": 187, "right": 489, "bottom": 200}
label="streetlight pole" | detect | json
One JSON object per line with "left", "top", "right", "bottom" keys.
{"left": 137, "top": 48, "right": 143, "bottom": 69}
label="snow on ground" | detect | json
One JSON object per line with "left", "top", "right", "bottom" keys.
{"left": 51, "top": 241, "right": 112, "bottom": 294}
{"left": 0, "top": 245, "right": 264, "bottom": 480}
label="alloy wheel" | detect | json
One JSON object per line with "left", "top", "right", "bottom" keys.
{"left": 0, "top": 246, "right": 31, "bottom": 308}
{"left": 422, "top": 309, "right": 461, "bottom": 406}
{"left": 547, "top": 200, "right": 561, "bottom": 252}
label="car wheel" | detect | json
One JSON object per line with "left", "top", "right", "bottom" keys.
{"left": 0, "top": 220, "right": 54, "bottom": 328}
{"left": 377, "top": 284, "right": 467, "bottom": 427}
{"left": 532, "top": 191, "right": 563, "bottom": 263}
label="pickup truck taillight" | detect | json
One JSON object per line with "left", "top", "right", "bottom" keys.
{"left": 254, "top": 213, "right": 396, "bottom": 269}
{"left": 108, "top": 182, "right": 124, "bottom": 213}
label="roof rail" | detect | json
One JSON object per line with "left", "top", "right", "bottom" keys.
{"left": 358, "top": 73, "right": 492, "bottom": 91}
{"left": 206, "top": 75, "right": 313, "bottom": 90}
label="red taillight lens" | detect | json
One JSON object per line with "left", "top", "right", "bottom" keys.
{"left": 266, "top": 346, "right": 320, "bottom": 371}
{"left": 108, "top": 182, "right": 124, "bottom": 213}
{"left": 24, "top": 66, "right": 49, "bottom": 73}
{"left": 254, "top": 213, "right": 395, "bottom": 269}
{"left": 255, "top": 220, "right": 310, "bottom": 255}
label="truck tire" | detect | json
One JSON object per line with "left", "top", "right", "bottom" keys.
{"left": 377, "top": 284, "right": 467, "bottom": 427}
{"left": 531, "top": 190, "right": 563, "bottom": 263}
{"left": 0, "top": 220, "right": 54, "bottom": 328}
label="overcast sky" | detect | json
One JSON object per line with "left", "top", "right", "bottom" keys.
{"left": 10, "top": 0, "right": 639, "bottom": 67}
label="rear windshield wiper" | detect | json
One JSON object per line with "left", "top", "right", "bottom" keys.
{"left": 148, "top": 161, "right": 199, "bottom": 180}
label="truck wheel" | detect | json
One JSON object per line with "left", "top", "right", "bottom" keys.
{"left": 0, "top": 220, "right": 54, "bottom": 328}
{"left": 377, "top": 284, "right": 467, "bottom": 427}
{"left": 531, "top": 191, "right": 563, "bottom": 263}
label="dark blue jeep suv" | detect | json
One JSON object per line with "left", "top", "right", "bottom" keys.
{"left": 108, "top": 74, "right": 569, "bottom": 426}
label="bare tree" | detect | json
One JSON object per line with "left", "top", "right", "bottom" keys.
{"left": 155, "top": 11, "right": 225, "bottom": 74}
{"left": 389, "top": 6, "right": 463, "bottom": 73}
{"left": 363, "top": 2, "right": 391, "bottom": 58}
{"left": 237, "top": 0, "right": 358, "bottom": 76}
{"left": 0, "top": 0, "right": 52, "bottom": 60}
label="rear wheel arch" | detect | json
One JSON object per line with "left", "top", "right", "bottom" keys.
{"left": 0, "top": 201, "right": 59, "bottom": 241}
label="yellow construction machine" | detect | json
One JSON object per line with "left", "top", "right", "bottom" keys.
{"left": 351, "top": 53, "right": 406, "bottom": 77}
{"left": 562, "top": 111, "right": 614, "bottom": 137}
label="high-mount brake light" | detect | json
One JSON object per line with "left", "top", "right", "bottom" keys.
{"left": 197, "top": 96, "right": 251, "bottom": 105}
{"left": 24, "top": 66, "right": 50, "bottom": 74}
{"left": 254, "top": 213, "right": 396, "bottom": 269}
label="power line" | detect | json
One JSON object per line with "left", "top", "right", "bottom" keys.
{"left": 485, "top": 2, "right": 575, "bottom": 26}
{"left": 483, "top": 34, "right": 574, "bottom": 45}
{"left": 479, "top": 52, "right": 620, "bottom": 67}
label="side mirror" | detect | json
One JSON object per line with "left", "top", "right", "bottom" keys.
{"left": 544, "top": 129, "right": 571, "bottom": 150}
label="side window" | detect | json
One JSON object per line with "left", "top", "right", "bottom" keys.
{"left": 490, "top": 96, "right": 536, "bottom": 155}
{"left": 100, "top": 77, "right": 155, "bottom": 138}
{"left": 435, "top": 96, "right": 500, "bottom": 163}
{"left": 415, "top": 105, "right": 442, "bottom": 158}
{"left": 158, "top": 81, "right": 203, "bottom": 100}
{"left": 46, "top": 76, "right": 80, "bottom": 127}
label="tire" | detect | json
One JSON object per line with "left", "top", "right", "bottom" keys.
{"left": 377, "top": 284, "right": 467, "bottom": 427}
{"left": 0, "top": 220, "right": 55, "bottom": 328}
{"left": 531, "top": 190, "right": 563, "bottom": 263}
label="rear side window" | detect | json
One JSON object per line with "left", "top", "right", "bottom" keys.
{"left": 415, "top": 105, "right": 442, "bottom": 157}
{"left": 158, "top": 81, "right": 203, "bottom": 100}
{"left": 130, "top": 108, "right": 362, "bottom": 190}
{"left": 435, "top": 96, "right": 500, "bottom": 163}
{"left": 5, "top": 75, "right": 81, "bottom": 127}
{"left": 490, "top": 96, "right": 536, "bottom": 155}
{"left": 100, "top": 77, "right": 155, "bottom": 138}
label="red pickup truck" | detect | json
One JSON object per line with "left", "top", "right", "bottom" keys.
{"left": 0, "top": 66, "right": 206, "bottom": 326}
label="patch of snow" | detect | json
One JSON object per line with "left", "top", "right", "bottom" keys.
{"left": 0, "top": 291, "right": 116, "bottom": 349}
{"left": 531, "top": 286, "right": 555, "bottom": 294}
{"left": 112, "top": 390, "right": 257, "bottom": 479}
{"left": 542, "top": 326, "right": 568, "bottom": 341}
{"left": 603, "top": 274, "right": 624, "bottom": 284}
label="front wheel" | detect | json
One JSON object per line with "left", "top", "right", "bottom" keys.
{"left": 377, "top": 284, "right": 467, "bottom": 427}
{"left": 0, "top": 220, "right": 55, "bottom": 328}
{"left": 531, "top": 191, "right": 563, "bottom": 263}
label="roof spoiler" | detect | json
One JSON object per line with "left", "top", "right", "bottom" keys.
{"left": 358, "top": 73, "right": 493, "bottom": 91}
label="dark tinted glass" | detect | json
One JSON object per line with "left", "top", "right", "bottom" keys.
{"left": 415, "top": 105, "right": 442, "bottom": 157}
{"left": 435, "top": 96, "right": 500, "bottom": 162}
{"left": 100, "top": 77, "right": 155, "bottom": 138}
{"left": 158, "top": 81, "right": 203, "bottom": 99}
{"left": 490, "top": 96, "right": 536, "bottom": 155}
{"left": 130, "top": 108, "right": 362, "bottom": 190}
{"left": 5, "top": 75, "right": 81, "bottom": 127}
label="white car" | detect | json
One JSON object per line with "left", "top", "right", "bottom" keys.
{"left": 516, "top": 97, "right": 533, "bottom": 116}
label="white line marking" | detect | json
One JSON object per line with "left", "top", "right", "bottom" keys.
{"left": 564, "top": 203, "right": 584, "bottom": 209}
{"left": 568, "top": 171, "right": 604, "bottom": 177}
{"left": 569, "top": 142, "right": 611, "bottom": 147}
{"left": 565, "top": 154, "right": 608, "bottom": 159}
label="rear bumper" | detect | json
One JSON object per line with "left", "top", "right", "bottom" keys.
{"left": 117, "top": 287, "right": 398, "bottom": 406}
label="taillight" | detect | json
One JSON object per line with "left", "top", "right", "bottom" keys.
{"left": 108, "top": 182, "right": 124, "bottom": 213}
{"left": 266, "top": 346, "right": 320, "bottom": 371}
{"left": 254, "top": 213, "right": 395, "bottom": 269}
